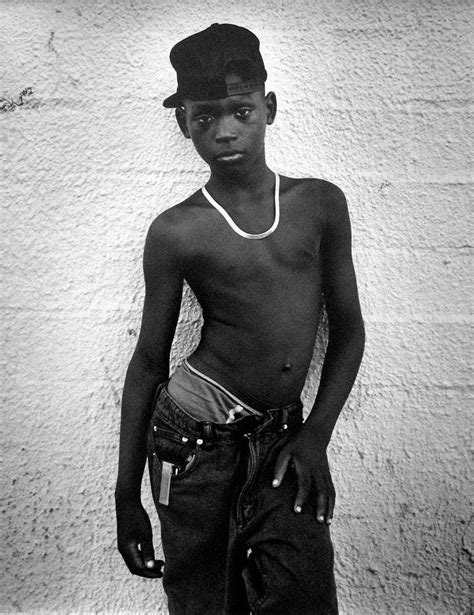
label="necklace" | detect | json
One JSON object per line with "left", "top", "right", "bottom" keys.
{"left": 201, "top": 172, "right": 280, "bottom": 240}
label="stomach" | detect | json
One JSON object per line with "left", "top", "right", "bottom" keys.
{"left": 188, "top": 300, "right": 322, "bottom": 408}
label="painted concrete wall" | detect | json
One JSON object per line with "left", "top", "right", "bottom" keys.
{"left": 2, "top": 0, "right": 472, "bottom": 613}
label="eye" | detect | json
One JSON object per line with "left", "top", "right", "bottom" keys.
{"left": 194, "top": 114, "right": 213, "bottom": 128}
{"left": 235, "top": 107, "right": 251, "bottom": 120}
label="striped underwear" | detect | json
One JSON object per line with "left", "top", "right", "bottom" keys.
{"left": 166, "top": 360, "right": 263, "bottom": 424}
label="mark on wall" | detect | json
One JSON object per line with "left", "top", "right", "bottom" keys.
{"left": 48, "top": 31, "right": 57, "bottom": 54}
{"left": 0, "top": 87, "right": 33, "bottom": 112}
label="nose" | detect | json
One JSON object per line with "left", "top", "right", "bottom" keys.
{"left": 215, "top": 115, "right": 238, "bottom": 143}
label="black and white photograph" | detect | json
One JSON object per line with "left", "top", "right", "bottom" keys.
{"left": 2, "top": 1, "right": 472, "bottom": 613}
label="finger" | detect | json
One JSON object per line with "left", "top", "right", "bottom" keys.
{"left": 121, "top": 541, "right": 145, "bottom": 574}
{"left": 327, "top": 486, "right": 336, "bottom": 525}
{"left": 293, "top": 458, "right": 311, "bottom": 513}
{"left": 139, "top": 538, "right": 156, "bottom": 569}
{"left": 146, "top": 558, "right": 165, "bottom": 578}
{"left": 316, "top": 489, "right": 327, "bottom": 524}
{"left": 122, "top": 542, "right": 163, "bottom": 578}
{"left": 272, "top": 450, "right": 291, "bottom": 488}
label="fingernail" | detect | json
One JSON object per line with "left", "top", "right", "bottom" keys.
{"left": 295, "top": 505, "right": 302, "bottom": 513}
{"left": 145, "top": 560, "right": 155, "bottom": 568}
{"left": 272, "top": 479, "right": 280, "bottom": 488}
{"left": 318, "top": 515, "right": 324, "bottom": 523}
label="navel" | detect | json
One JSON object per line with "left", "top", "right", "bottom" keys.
{"left": 282, "top": 362, "right": 292, "bottom": 372}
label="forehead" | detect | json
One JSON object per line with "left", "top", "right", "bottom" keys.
{"left": 183, "top": 90, "right": 265, "bottom": 113}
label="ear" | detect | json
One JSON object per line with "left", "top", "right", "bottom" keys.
{"left": 265, "top": 92, "right": 277, "bottom": 126}
{"left": 175, "top": 106, "right": 190, "bottom": 139}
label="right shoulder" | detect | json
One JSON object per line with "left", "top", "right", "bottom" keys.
{"left": 146, "top": 190, "right": 204, "bottom": 247}
{"left": 143, "top": 191, "right": 206, "bottom": 275}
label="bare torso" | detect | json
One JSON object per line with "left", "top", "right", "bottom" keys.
{"left": 116, "top": 84, "right": 365, "bottom": 574}
{"left": 167, "top": 175, "right": 328, "bottom": 408}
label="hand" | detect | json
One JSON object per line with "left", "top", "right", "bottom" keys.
{"left": 115, "top": 497, "right": 164, "bottom": 578}
{"left": 272, "top": 427, "right": 335, "bottom": 524}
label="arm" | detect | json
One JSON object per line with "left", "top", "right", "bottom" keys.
{"left": 273, "top": 183, "right": 365, "bottom": 522}
{"left": 306, "top": 183, "right": 365, "bottom": 444}
{"left": 115, "top": 215, "right": 183, "bottom": 577}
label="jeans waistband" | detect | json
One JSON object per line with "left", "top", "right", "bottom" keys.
{"left": 153, "top": 383, "right": 303, "bottom": 444}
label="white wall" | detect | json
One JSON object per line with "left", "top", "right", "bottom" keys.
{"left": 2, "top": 0, "right": 472, "bottom": 613}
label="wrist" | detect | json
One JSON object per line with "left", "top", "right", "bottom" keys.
{"left": 301, "top": 420, "right": 332, "bottom": 450}
{"left": 114, "top": 482, "right": 142, "bottom": 504}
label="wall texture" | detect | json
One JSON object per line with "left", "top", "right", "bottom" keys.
{"left": 2, "top": 0, "right": 472, "bottom": 613}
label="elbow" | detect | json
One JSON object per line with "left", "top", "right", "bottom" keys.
{"left": 130, "top": 346, "right": 169, "bottom": 382}
{"left": 329, "top": 312, "right": 365, "bottom": 352}
{"left": 356, "top": 317, "right": 365, "bottom": 356}
{"left": 351, "top": 313, "right": 365, "bottom": 347}
{"left": 355, "top": 314, "right": 365, "bottom": 341}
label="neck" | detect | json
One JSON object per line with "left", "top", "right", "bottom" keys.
{"left": 208, "top": 156, "right": 273, "bottom": 193}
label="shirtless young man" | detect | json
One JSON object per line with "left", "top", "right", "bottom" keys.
{"left": 115, "top": 24, "right": 365, "bottom": 615}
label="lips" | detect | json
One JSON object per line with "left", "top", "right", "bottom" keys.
{"left": 216, "top": 150, "right": 244, "bottom": 161}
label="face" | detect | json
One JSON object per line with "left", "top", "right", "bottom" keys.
{"left": 176, "top": 83, "right": 277, "bottom": 172}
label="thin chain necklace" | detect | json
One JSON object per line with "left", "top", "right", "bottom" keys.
{"left": 201, "top": 172, "right": 280, "bottom": 240}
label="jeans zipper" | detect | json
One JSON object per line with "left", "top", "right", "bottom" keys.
{"left": 236, "top": 432, "right": 258, "bottom": 528}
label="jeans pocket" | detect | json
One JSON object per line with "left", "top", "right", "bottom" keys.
{"left": 150, "top": 416, "right": 201, "bottom": 480}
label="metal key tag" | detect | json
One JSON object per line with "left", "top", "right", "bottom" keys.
{"left": 159, "top": 461, "right": 174, "bottom": 506}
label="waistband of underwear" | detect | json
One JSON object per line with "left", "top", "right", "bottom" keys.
{"left": 152, "top": 383, "right": 303, "bottom": 444}
{"left": 183, "top": 359, "right": 262, "bottom": 415}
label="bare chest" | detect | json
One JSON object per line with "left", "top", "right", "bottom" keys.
{"left": 183, "top": 205, "right": 322, "bottom": 293}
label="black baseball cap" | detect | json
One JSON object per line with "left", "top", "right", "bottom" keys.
{"left": 163, "top": 23, "right": 267, "bottom": 108}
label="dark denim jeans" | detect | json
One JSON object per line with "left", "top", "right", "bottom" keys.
{"left": 148, "top": 384, "right": 338, "bottom": 615}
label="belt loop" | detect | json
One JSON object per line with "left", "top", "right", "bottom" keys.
{"left": 203, "top": 422, "right": 213, "bottom": 442}
{"left": 151, "top": 381, "right": 166, "bottom": 411}
{"left": 280, "top": 407, "right": 288, "bottom": 431}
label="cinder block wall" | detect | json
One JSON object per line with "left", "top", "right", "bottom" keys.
{"left": 2, "top": 1, "right": 472, "bottom": 613}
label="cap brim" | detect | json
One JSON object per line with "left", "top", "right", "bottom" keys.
{"left": 162, "top": 92, "right": 181, "bottom": 108}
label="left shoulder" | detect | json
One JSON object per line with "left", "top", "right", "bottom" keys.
{"left": 279, "top": 175, "right": 348, "bottom": 221}
{"left": 280, "top": 175, "right": 345, "bottom": 199}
